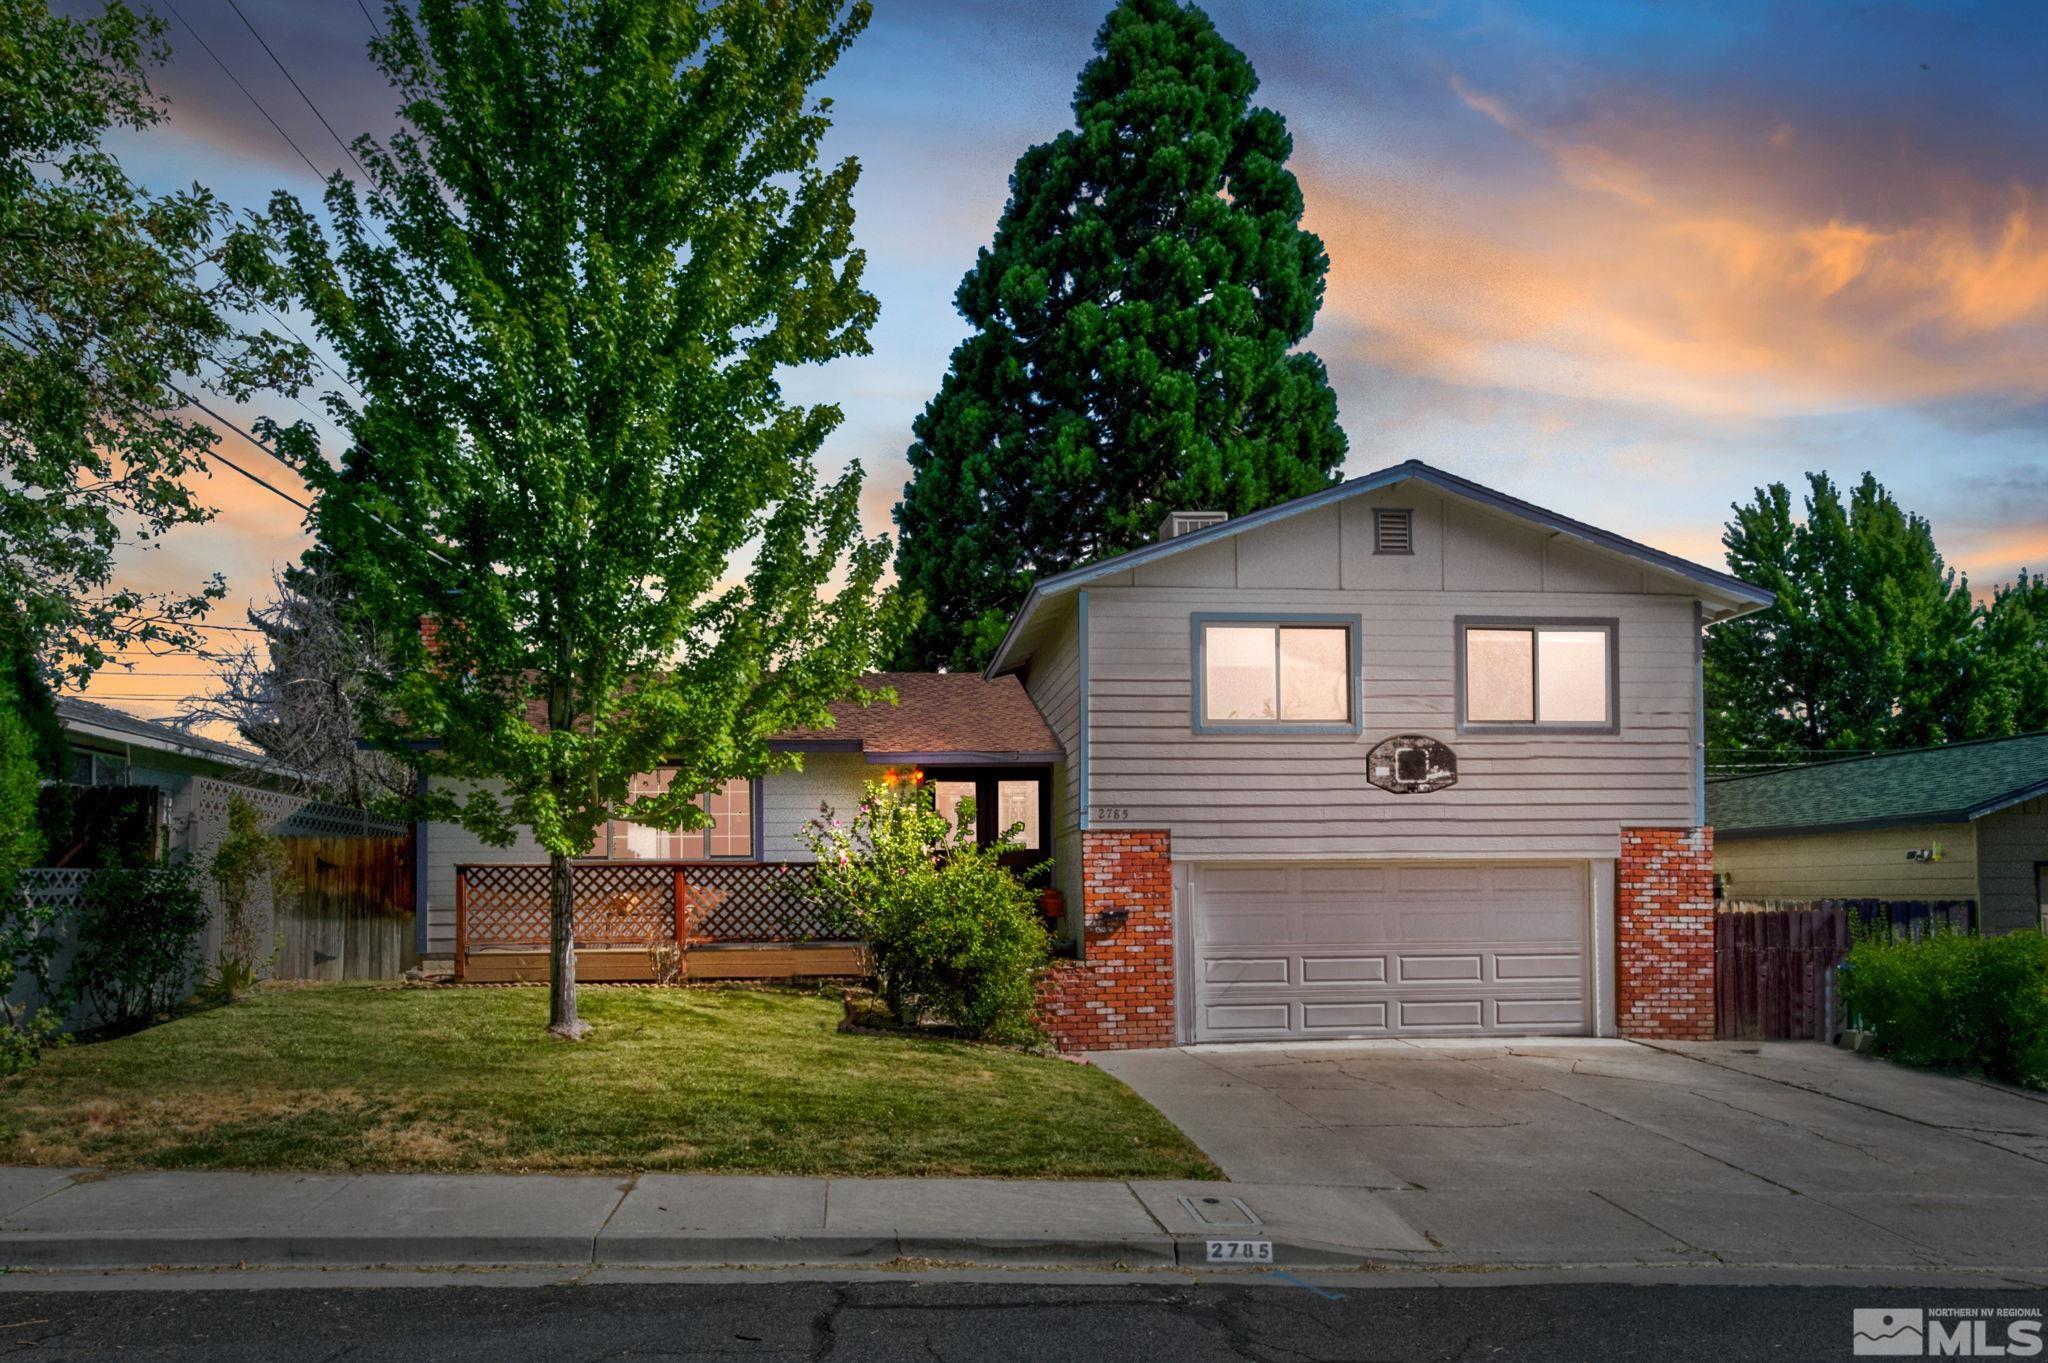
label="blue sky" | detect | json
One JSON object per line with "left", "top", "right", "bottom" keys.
{"left": 82, "top": 0, "right": 2048, "bottom": 715}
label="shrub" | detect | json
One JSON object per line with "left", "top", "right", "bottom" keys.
{"left": 203, "top": 795, "right": 294, "bottom": 1002}
{"left": 0, "top": 689, "right": 62, "bottom": 1075}
{"left": 801, "top": 780, "right": 1049, "bottom": 1042}
{"left": 65, "top": 861, "right": 210, "bottom": 1032}
{"left": 1840, "top": 926, "right": 2048, "bottom": 1087}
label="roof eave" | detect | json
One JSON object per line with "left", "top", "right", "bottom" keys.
{"left": 986, "top": 459, "right": 1774, "bottom": 673}
{"left": 1712, "top": 811, "right": 1975, "bottom": 839}
{"left": 1965, "top": 777, "right": 2048, "bottom": 822}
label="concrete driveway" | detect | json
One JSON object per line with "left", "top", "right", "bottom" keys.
{"left": 1095, "top": 1039, "right": 2048, "bottom": 1271}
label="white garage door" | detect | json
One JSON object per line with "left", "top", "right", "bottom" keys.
{"left": 1190, "top": 861, "right": 1589, "bottom": 1041}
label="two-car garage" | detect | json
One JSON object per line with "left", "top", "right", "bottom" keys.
{"left": 1188, "top": 861, "right": 1593, "bottom": 1041}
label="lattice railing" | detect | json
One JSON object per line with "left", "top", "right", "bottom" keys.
{"left": 455, "top": 861, "right": 839, "bottom": 966}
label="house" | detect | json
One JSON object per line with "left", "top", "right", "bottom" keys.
{"left": 420, "top": 672, "right": 1062, "bottom": 979}
{"left": 44, "top": 697, "right": 273, "bottom": 866}
{"left": 1707, "top": 732, "right": 2048, "bottom": 935}
{"left": 57, "top": 695, "right": 268, "bottom": 792}
{"left": 425, "top": 458, "right": 1773, "bottom": 1046}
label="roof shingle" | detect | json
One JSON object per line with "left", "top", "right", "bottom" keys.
{"left": 772, "top": 672, "right": 1061, "bottom": 761}
{"left": 1707, "top": 732, "right": 2048, "bottom": 836}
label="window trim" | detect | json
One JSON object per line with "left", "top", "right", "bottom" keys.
{"left": 1454, "top": 616, "right": 1621, "bottom": 736}
{"left": 599, "top": 775, "right": 762, "bottom": 862}
{"left": 1190, "top": 612, "right": 1363, "bottom": 736}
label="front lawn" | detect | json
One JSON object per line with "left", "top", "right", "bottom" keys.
{"left": 0, "top": 985, "right": 1217, "bottom": 1179}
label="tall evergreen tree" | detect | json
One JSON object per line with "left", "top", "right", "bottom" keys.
{"left": 891, "top": 0, "right": 1347, "bottom": 670}
{"left": 1706, "top": 472, "right": 1987, "bottom": 759}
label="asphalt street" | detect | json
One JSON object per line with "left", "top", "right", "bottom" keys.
{"left": 1, "top": 1279, "right": 2044, "bottom": 1362}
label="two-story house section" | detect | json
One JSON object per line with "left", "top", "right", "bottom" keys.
{"left": 990, "top": 459, "right": 1773, "bottom": 1046}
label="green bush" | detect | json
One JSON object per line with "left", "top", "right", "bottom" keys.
{"left": 1840, "top": 927, "right": 2048, "bottom": 1087}
{"left": 65, "top": 861, "right": 210, "bottom": 1033}
{"left": 801, "top": 780, "right": 1049, "bottom": 1043}
{"left": 1, "top": 685, "right": 62, "bottom": 1075}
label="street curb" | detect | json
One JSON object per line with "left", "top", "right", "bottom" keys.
{"left": 0, "top": 1232, "right": 1391, "bottom": 1271}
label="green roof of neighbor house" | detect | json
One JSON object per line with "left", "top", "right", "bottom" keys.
{"left": 1707, "top": 731, "right": 2048, "bottom": 838}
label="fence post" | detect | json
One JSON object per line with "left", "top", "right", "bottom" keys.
{"left": 672, "top": 869, "right": 689, "bottom": 980}
{"left": 455, "top": 868, "right": 469, "bottom": 981}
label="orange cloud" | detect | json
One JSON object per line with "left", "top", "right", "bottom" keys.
{"left": 1303, "top": 76, "right": 2048, "bottom": 422}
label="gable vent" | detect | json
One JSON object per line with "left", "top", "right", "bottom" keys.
{"left": 1373, "top": 507, "right": 1415, "bottom": 555}
{"left": 1158, "top": 509, "right": 1228, "bottom": 541}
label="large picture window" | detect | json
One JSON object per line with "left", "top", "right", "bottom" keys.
{"left": 603, "top": 772, "right": 757, "bottom": 860}
{"left": 1457, "top": 619, "right": 1617, "bottom": 733}
{"left": 1194, "top": 616, "right": 1358, "bottom": 732}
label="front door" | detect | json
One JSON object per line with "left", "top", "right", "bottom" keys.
{"left": 928, "top": 768, "right": 1050, "bottom": 874}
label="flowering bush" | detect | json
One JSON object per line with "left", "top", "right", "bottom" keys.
{"left": 800, "top": 780, "right": 1048, "bottom": 1042}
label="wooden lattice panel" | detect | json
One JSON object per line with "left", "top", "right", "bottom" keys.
{"left": 456, "top": 860, "right": 843, "bottom": 953}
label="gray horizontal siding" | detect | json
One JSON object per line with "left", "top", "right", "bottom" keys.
{"left": 1083, "top": 573, "right": 1701, "bottom": 859}
{"left": 1977, "top": 797, "right": 2047, "bottom": 935}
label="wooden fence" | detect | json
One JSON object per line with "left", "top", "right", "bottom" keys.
{"left": 1714, "top": 899, "right": 1978, "bottom": 1041}
{"left": 273, "top": 832, "right": 415, "bottom": 981}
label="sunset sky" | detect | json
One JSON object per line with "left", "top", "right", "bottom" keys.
{"left": 81, "top": 0, "right": 2048, "bottom": 721}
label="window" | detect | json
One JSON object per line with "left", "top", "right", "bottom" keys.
{"left": 997, "top": 779, "right": 1041, "bottom": 851}
{"left": 604, "top": 772, "right": 756, "bottom": 860}
{"left": 68, "top": 750, "right": 128, "bottom": 786}
{"left": 1373, "top": 507, "right": 1414, "bottom": 555}
{"left": 933, "top": 779, "right": 976, "bottom": 845}
{"left": 1457, "top": 619, "right": 1617, "bottom": 732}
{"left": 1195, "top": 617, "right": 1357, "bottom": 731}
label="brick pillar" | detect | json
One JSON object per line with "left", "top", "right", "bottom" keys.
{"left": 1616, "top": 826, "right": 1716, "bottom": 1041}
{"left": 1034, "top": 829, "right": 1176, "bottom": 1052}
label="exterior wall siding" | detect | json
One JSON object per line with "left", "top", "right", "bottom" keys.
{"left": 1713, "top": 822, "right": 1981, "bottom": 904}
{"left": 1976, "top": 797, "right": 2048, "bottom": 935}
{"left": 1078, "top": 486, "right": 1704, "bottom": 861}
{"left": 1019, "top": 609, "right": 1085, "bottom": 930}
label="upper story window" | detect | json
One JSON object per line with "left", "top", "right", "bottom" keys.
{"left": 1194, "top": 616, "right": 1359, "bottom": 733}
{"left": 1457, "top": 618, "right": 1618, "bottom": 733}
{"left": 604, "top": 773, "right": 756, "bottom": 860}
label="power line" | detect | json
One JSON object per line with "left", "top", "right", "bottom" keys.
{"left": 223, "top": 0, "right": 376, "bottom": 186}
{"left": 355, "top": 0, "right": 384, "bottom": 37}
{"left": 160, "top": 0, "right": 334, "bottom": 190}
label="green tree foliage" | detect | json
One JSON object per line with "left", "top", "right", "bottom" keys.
{"left": 1981, "top": 571, "right": 2048, "bottom": 735}
{"left": 801, "top": 781, "right": 1048, "bottom": 1042}
{"left": 0, "top": 679, "right": 60, "bottom": 1072}
{"left": 267, "top": 0, "right": 896, "bottom": 1037}
{"left": 1706, "top": 472, "right": 1995, "bottom": 756}
{"left": 0, "top": 0, "right": 307, "bottom": 684}
{"left": 890, "top": 0, "right": 1348, "bottom": 670}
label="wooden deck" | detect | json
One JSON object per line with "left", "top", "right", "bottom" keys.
{"left": 460, "top": 942, "right": 868, "bottom": 984}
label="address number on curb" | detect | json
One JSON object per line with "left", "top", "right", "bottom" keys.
{"left": 1206, "top": 1239, "right": 1274, "bottom": 1264}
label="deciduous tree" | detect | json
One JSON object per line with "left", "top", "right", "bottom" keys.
{"left": 268, "top": 0, "right": 895, "bottom": 1037}
{"left": 0, "top": 0, "right": 307, "bottom": 684}
{"left": 890, "top": 0, "right": 1347, "bottom": 670}
{"left": 1706, "top": 472, "right": 1988, "bottom": 760}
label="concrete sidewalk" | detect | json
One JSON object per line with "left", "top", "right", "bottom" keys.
{"left": 0, "top": 1168, "right": 1433, "bottom": 1271}
{"left": 2, "top": 1161, "right": 2045, "bottom": 1279}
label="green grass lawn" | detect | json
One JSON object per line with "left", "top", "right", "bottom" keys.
{"left": 0, "top": 984, "right": 1217, "bottom": 1179}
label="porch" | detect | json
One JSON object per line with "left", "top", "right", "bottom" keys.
{"left": 453, "top": 860, "right": 866, "bottom": 983}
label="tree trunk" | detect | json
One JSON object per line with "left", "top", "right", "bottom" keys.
{"left": 547, "top": 850, "right": 587, "bottom": 1039}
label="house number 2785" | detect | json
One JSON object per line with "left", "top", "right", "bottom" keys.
{"left": 1092, "top": 805, "right": 1131, "bottom": 822}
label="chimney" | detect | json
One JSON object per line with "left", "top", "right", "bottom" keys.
{"left": 1157, "top": 510, "right": 1227, "bottom": 542}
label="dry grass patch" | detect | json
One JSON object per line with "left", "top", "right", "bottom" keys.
{"left": 0, "top": 984, "right": 1217, "bottom": 1179}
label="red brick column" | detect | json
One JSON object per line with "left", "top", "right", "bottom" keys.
{"left": 1617, "top": 826, "right": 1716, "bottom": 1040}
{"left": 1035, "top": 829, "right": 1176, "bottom": 1052}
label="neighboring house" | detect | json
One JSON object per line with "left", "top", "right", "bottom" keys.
{"left": 425, "top": 458, "right": 1772, "bottom": 1048}
{"left": 1708, "top": 732, "right": 2048, "bottom": 936}
{"left": 57, "top": 695, "right": 268, "bottom": 792}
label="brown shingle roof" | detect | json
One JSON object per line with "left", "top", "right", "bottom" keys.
{"left": 773, "top": 672, "right": 1061, "bottom": 761}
